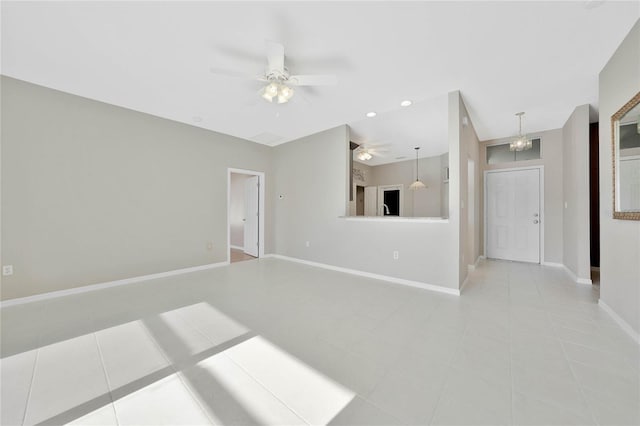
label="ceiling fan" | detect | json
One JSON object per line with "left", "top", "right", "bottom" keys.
{"left": 354, "top": 143, "right": 390, "bottom": 161}
{"left": 210, "top": 41, "right": 337, "bottom": 104}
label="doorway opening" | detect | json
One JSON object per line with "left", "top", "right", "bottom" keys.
{"left": 378, "top": 184, "right": 403, "bottom": 216}
{"left": 355, "top": 185, "right": 365, "bottom": 216}
{"left": 228, "top": 168, "right": 265, "bottom": 263}
{"left": 589, "top": 122, "right": 600, "bottom": 284}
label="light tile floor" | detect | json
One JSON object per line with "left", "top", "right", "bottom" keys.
{"left": 1, "top": 259, "right": 638, "bottom": 425}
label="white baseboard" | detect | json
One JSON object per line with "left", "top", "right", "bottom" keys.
{"left": 467, "top": 256, "right": 482, "bottom": 273}
{"left": 562, "top": 265, "right": 592, "bottom": 285}
{"left": 266, "top": 254, "right": 460, "bottom": 296}
{"left": 542, "top": 262, "right": 592, "bottom": 285}
{"left": 230, "top": 245, "right": 243, "bottom": 251}
{"left": 598, "top": 299, "right": 640, "bottom": 345}
{"left": 0, "top": 261, "right": 230, "bottom": 308}
{"left": 459, "top": 275, "right": 471, "bottom": 294}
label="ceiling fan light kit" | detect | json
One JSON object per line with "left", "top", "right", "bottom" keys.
{"left": 357, "top": 150, "right": 373, "bottom": 161}
{"left": 509, "top": 112, "right": 532, "bottom": 152}
{"left": 262, "top": 80, "right": 295, "bottom": 104}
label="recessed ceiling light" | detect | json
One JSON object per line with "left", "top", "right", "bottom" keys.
{"left": 400, "top": 100, "right": 412, "bottom": 107}
{"left": 366, "top": 112, "right": 377, "bottom": 118}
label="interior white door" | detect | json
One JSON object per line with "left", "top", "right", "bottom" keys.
{"left": 364, "top": 186, "right": 377, "bottom": 216}
{"left": 243, "top": 175, "right": 259, "bottom": 257}
{"left": 486, "top": 168, "right": 540, "bottom": 263}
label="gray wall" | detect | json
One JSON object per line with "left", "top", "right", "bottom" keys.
{"left": 1, "top": 77, "right": 273, "bottom": 300}
{"left": 479, "top": 128, "right": 565, "bottom": 264}
{"left": 2, "top": 79, "right": 479, "bottom": 298}
{"left": 562, "top": 104, "right": 591, "bottom": 281}
{"left": 367, "top": 154, "right": 446, "bottom": 217}
{"left": 455, "top": 94, "right": 480, "bottom": 284}
{"left": 598, "top": 20, "right": 640, "bottom": 335}
{"left": 273, "top": 119, "right": 464, "bottom": 290}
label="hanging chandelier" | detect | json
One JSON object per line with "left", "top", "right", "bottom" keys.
{"left": 409, "top": 147, "right": 426, "bottom": 190}
{"left": 510, "top": 112, "right": 532, "bottom": 151}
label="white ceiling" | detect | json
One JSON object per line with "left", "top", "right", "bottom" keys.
{"left": 2, "top": 1, "right": 638, "bottom": 152}
{"left": 349, "top": 94, "right": 449, "bottom": 165}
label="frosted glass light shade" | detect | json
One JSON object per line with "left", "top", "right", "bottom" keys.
{"left": 409, "top": 180, "right": 426, "bottom": 190}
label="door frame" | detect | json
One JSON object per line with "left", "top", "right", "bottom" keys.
{"left": 227, "top": 168, "right": 265, "bottom": 262}
{"left": 483, "top": 165, "right": 545, "bottom": 264}
{"left": 378, "top": 184, "right": 404, "bottom": 216}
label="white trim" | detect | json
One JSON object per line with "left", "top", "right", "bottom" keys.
{"left": 562, "top": 264, "right": 592, "bottom": 285}
{"left": 230, "top": 245, "right": 243, "bottom": 251}
{"left": 0, "top": 261, "right": 229, "bottom": 308}
{"left": 340, "top": 216, "right": 448, "bottom": 223}
{"left": 377, "top": 184, "right": 404, "bottom": 217}
{"left": 484, "top": 165, "right": 545, "bottom": 264}
{"left": 541, "top": 262, "right": 564, "bottom": 268}
{"left": 227, "top": 168, "right": 265, "bottom": 263}
{"left": 467, "top": 256, "right": 482, "bottom": 272}
{"left": 266, "top": 254, "right": 460, "bottom": 296}
{"left": 459, "top": 274, "right": 471, "bottom": 294}
{"left": 563, "top": 264, "right": 576, "bottom": 283}
{"left": 598, "top": 300, "right": 640, "bottom": 345}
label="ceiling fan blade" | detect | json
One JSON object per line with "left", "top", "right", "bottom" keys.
{"left": 266, "top": 40, "right": 285, "bottom": 73}
{"left": 289, "top": 74, "right": 337, "bottom": 86}
{"left": 210, "top": 67, "right": 265, "bottom": 81}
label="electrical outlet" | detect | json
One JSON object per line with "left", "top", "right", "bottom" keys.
{"left": 393, "top": 251, "right": 399, "bottom": 260}
{"left": 305, "top": 241, "right": 310, "bottom": 247}
{"left": 2, "top": 265, "right": 13, "bottom": 276}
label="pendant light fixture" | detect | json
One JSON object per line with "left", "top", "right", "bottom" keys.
{"left": 409, "top": 147, "right": 427, "bottom": 190}
{"left": 510, "top": 112, "right": 532, "bottom": 151}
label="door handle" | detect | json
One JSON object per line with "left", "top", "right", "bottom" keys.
{"left": 533, "top": 213, "right": 539, "bottom": 217}
{"left": 533, "top": 219, "right": 539, "bottom": 224}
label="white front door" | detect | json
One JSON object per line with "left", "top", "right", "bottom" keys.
{"left": 243, "top": 175, "right": 259, "bottom": 257}
{"left": 486, "top": 168, "right": 540, "bottom": 263}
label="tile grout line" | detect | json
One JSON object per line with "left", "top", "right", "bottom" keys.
{"left": 125, "top": 319, "right": 218, "bottom": 425}
{"left": 424, "top": 315, "right": 473, "bottom": 425}
{"left": 507, "top": 264, "right": 514, "bottom": 426}
{"left": 20, "top": 348, "right": 39, "bottom": 426}
{"left": 93, "top": 332, "right": 121, "bottom": 426}
{"left": 172, "top": 371, "right": 220, "bottom": 426}
{"left": 221, "top": 351, "right": 311, "bottom": 425}
{"left": 547, "top": 307, "right": 602, "bottom": 426}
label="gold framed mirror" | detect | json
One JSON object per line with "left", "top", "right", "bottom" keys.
{"left": 612, "top": 91, "right": 640, "bottom": 220}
